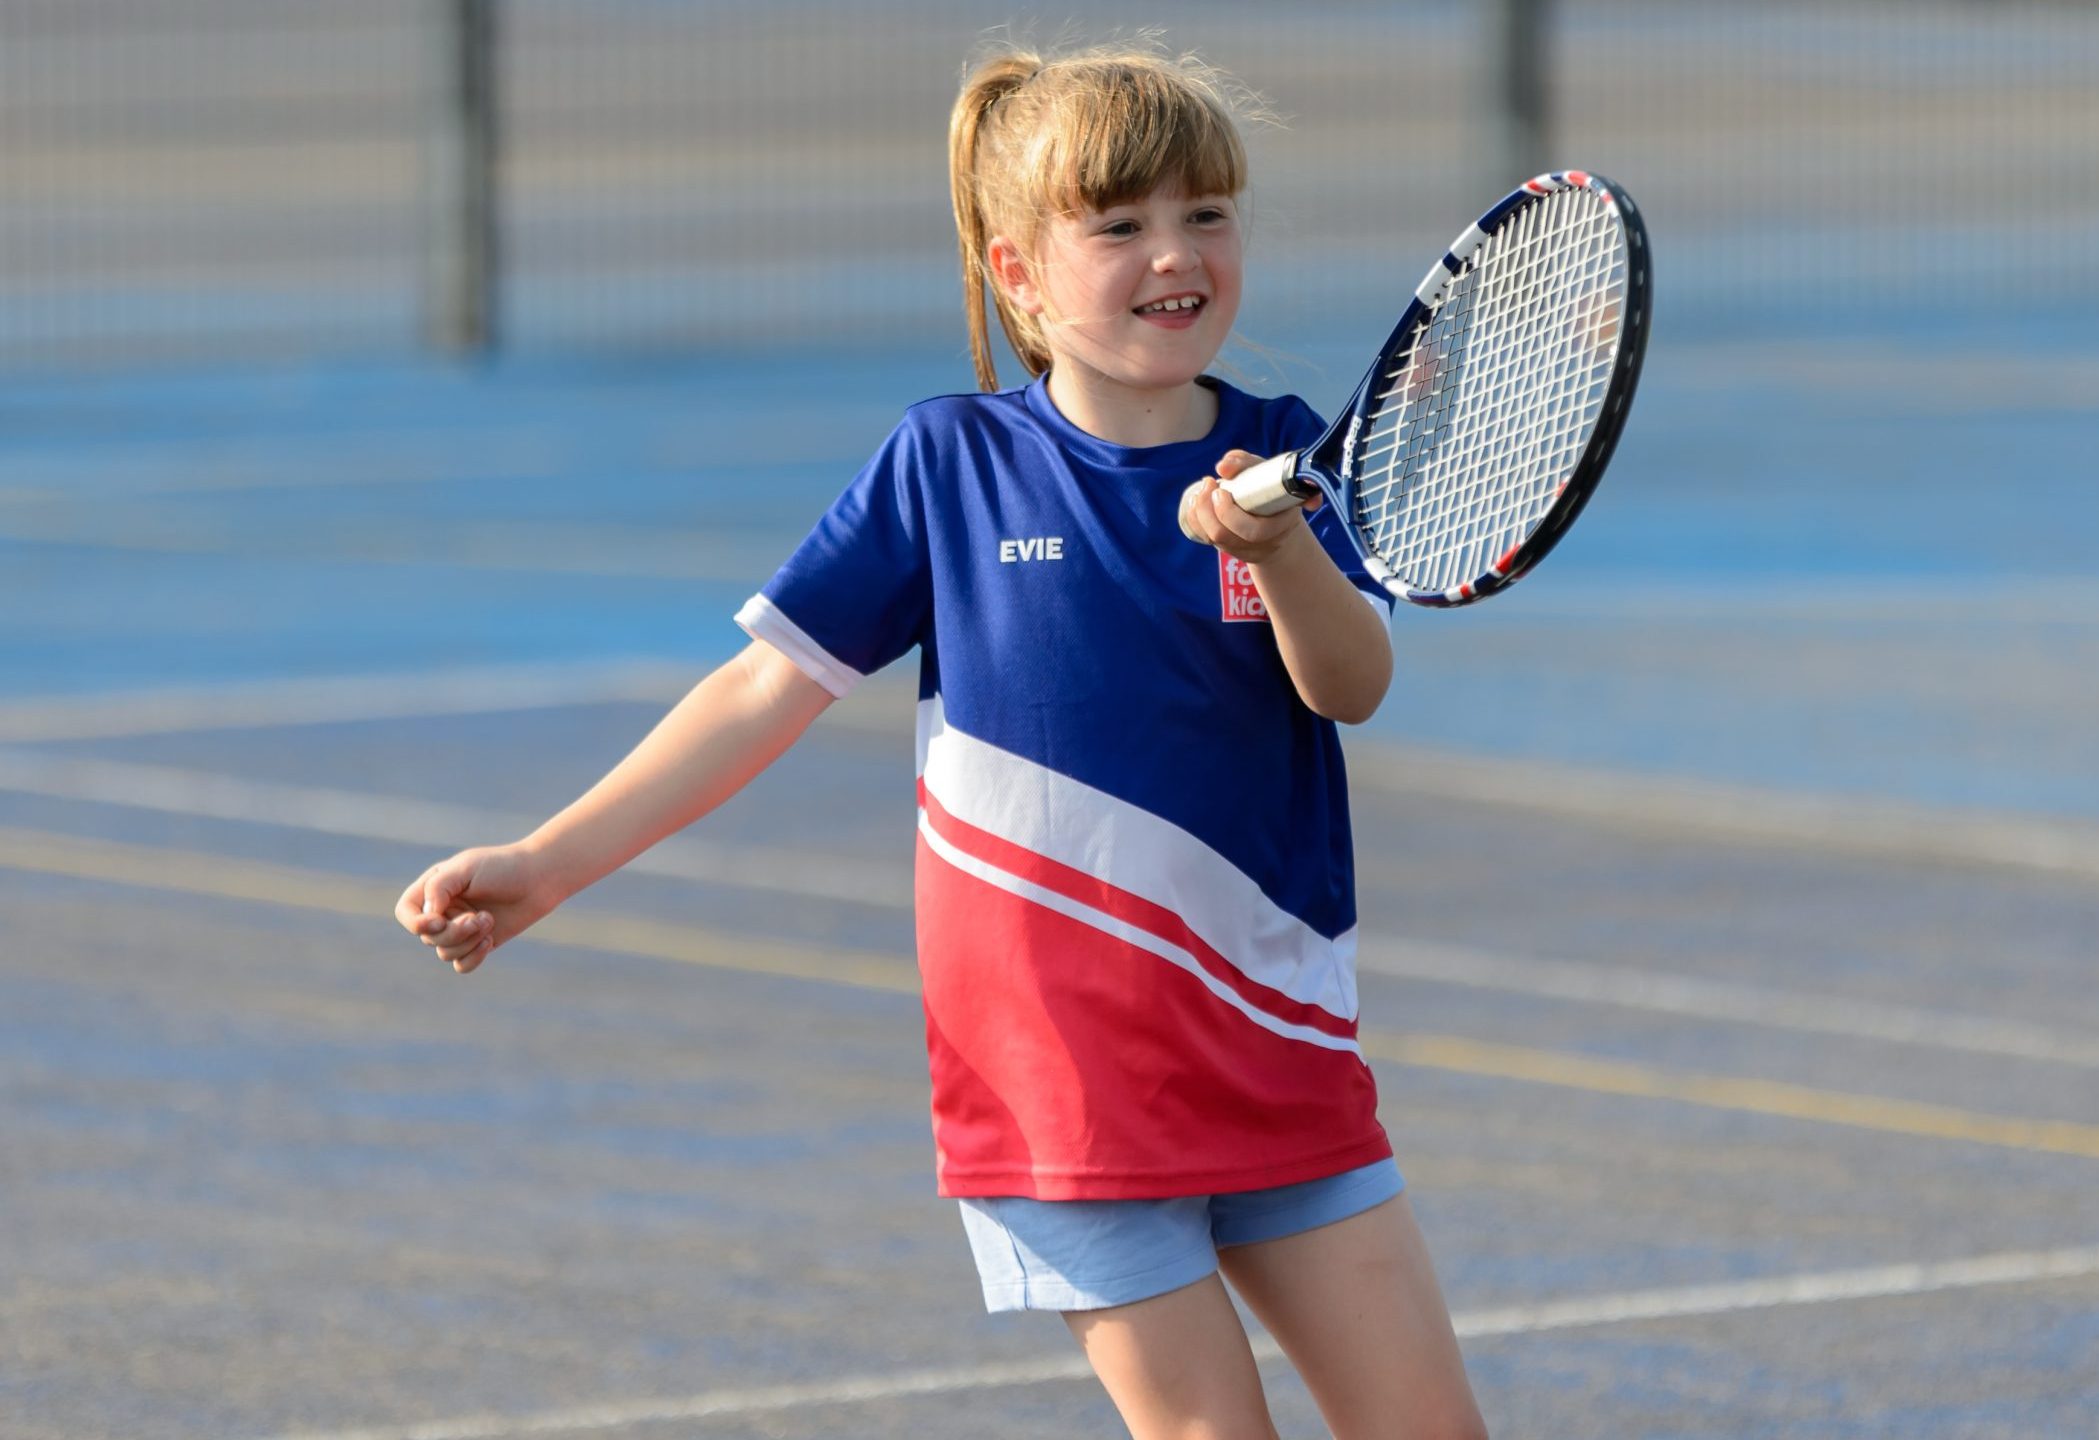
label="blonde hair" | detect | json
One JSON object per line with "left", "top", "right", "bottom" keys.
{"left": 948, "top": 41, "right": 1256, "bottom": 393}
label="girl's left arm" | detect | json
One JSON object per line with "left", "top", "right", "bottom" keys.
{"left": 1183, "top": 450, "right": 1395, "bottom": 725}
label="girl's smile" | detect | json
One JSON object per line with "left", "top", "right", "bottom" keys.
{"left": 1132, "top": 291, "right": 1209, "bottom": 328}
{"left": 989, "top": 186, "right": 1243, "bottom": 444}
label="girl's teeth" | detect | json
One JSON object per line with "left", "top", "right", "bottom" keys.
{"left": 1143, "top": 297, "right": 1201, "bottom": 313}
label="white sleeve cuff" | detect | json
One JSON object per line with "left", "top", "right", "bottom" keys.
{"left": 734, "top": 594, "right": 865, "bottom": 699}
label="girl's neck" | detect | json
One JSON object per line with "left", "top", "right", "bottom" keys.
{"left": 1045, "top": 364, "right": 1217, "bottom": 449}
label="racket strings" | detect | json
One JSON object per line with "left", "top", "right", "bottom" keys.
{"left": 1367, "top": 202, "right": 1614, "bottom": 583}
{"left": 1364, "top": 200, "right": 1616, "bottom": 588}
{"left": 1420, "top": 203, "right": 1611, "bottom": 578}
{"left": 1353, "top": 188, "right": 1625, "bottom": 594}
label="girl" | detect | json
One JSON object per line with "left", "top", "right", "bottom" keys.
{"left": 395, "top": 41, "right": 1487, "bottom": 1440}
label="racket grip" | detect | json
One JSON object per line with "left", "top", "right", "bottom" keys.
{"left": 1176, "top": 451, "right": 1313, "bottom": 541}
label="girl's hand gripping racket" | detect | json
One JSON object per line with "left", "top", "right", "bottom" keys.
{"left": 1181, "top": 170, "right": 1651, "bottom": 606}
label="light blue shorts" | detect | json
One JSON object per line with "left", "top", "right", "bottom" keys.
{"left": 958, "top": 1158, "right": 1405, "bottom": 1313}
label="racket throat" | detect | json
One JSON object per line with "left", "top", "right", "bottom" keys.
{"left": 1222, "top": 450, "right": 1319, "bottom": 517}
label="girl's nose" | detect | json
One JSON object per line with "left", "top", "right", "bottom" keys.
{"left": 1152, "top": 240, "right": 1201, "bottom": 272}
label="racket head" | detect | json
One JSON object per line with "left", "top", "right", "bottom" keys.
{"left": 1302, "top": 171, "right": 1652, "bottom": 607}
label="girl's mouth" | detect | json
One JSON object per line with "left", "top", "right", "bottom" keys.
{"left": 1134, "top": 294, "right": 1206, "bottom": 328}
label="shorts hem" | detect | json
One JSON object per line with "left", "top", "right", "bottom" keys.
{"left": 979, "top": 1244, "right": 1219, "bottom": 1315}
{"left": 1213, "top": 1158, "right": 1405, "bottom": 1249}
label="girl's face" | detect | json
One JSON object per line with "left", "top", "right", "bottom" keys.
{"left": 998, "top": 185, "right": 1243, "bottom": 396}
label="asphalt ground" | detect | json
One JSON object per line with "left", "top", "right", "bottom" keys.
{"left": 3, "top": 316, "right": 2097, "bottom": 1437}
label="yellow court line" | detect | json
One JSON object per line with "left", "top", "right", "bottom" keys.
{"left": 0, "top": 825, "right": 919, "bottom": 995}
{"left": 5, "top": 824, "right": 2095, "bottom": 1160}
{"left": 1364, "top": 1033, "right": 2099, "bottom": 1162}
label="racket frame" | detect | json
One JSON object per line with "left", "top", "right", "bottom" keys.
{"left": 1197, "top": 170, "right": 1651, "bottom": 608}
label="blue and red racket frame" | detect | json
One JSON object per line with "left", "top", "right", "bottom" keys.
{"left": 1340, "top": 170, "right": 1653, "bottom": 607}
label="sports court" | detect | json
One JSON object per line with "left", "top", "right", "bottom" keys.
{"left": 3, "top": 4, "right": 2096, "bottom": 1437}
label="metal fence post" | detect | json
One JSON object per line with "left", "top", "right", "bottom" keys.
{"left": 425, "top": 0, "right": 498, "bottom": 355}
{"left": 1482, "top": 0, "right": 1552, "bottom": 193}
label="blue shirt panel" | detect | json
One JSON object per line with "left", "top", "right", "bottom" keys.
{"left": 756, "top": 374, "right": 1391, "bottom": 940}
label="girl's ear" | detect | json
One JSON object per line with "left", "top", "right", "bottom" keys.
{"left": 986, "top": 236, "right": 1043, "bottom": 316}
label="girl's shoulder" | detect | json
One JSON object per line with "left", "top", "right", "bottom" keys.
{"left": 1207, "top": 378, "right": 1326, "bottom": 454}
{"left": 846, "top": 386, "right": 1025, "bottom": 468}
{"left": 898, "top": 384, "right": 1030, "bottom": 437}
{"left": 854, "top": 387, "right": 1039, "bottom": 500}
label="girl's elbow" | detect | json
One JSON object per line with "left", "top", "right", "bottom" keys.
{"left": 1309, "top": 668, "right": 1392, "bottom": 725}
{"left": 1316, "top": 692, "right": 1385, "bottom": 726}
{"left": 1334, "top": 646, "right": 1395, "bottom": 724}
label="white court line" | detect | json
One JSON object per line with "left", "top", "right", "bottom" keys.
{"left": 0, "top": 430, "right": 568, "bottom": 502}
{"left": 1359, "top": 940, "right": 2099, "bottom": 1070}
{"left": 4, "top": 746, "right": 2097, "bottom": 1070}
{"left": 5, "top": 664, "right": 2096, "bottom": 885}
{"left": 0, "top": 418, "right": 886, "bottom": 504}
{"left": 1451, "top": 1242, "right": 2099, "bottom": 1338}
{"left": 0, "top": 509, "right": 781, "bottom": 582}
{"left": 0, "top": 749, "right": 911, "bottom": 909}
{"left": 1504, "top": 578, "right": 2099, "bottom": 626}
{"left": 1344, "top": 743, "right": 2099, "bottom": 881}
{"left": 1676, "top": 344, "right": 2099, "bottom": 414}
{"left": 252, "top": 1243, "right": 2099, "bottom": 1440}
{"left": 0, "top": 661, "right": 699, "bottom": 743}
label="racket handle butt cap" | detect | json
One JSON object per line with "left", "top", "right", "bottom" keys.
{"left": 1179, "top": 451, "right": 1308, "bottom": 541}
{"left": 1177, "top": 480, "right": 1207, "bottom": 542}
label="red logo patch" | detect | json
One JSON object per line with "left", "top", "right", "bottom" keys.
{"left": 1219, "top": 554, "right": 1268, "bottom": 623}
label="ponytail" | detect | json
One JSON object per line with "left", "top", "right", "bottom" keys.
{"left": 948, "top": 52, "right": 1047, "bottom": 393}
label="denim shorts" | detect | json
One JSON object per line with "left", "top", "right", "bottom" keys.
{"left": 957, "top": 1158, "right": 1405, "bottom": 1313}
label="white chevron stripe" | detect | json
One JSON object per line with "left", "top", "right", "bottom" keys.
{"left": 916, "top": 812, "right": 1362, "bottom": 1056}
{"left": 916, "top": 695, "right": 1359, "bottom": 1023}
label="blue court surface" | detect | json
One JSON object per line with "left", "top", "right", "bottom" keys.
{"left": 3, "top": 301, "right": 2096, "bottom": 1437}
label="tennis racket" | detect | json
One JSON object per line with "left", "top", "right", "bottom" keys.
{"left": 1181, "top": 170, "right": 1650, "bottom": 606}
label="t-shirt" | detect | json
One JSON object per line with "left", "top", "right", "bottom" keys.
{"left": 736, "top": 373, "right": 1395, "bottom": 1200}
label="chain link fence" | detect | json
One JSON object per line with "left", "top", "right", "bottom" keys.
{"left": 2, "top": 0, "right": 2094, "bottom": 368}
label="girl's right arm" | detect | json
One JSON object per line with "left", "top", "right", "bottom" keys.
{"left": 393, "top": 637, "right": 835, "bottom": 973}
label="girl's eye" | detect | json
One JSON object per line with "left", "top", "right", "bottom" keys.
{"left": 1100, "top": 220, "right": 1140, "bottom": 238}
{"left": 1191, "top": 207, "right": 1228, "bottom": 225}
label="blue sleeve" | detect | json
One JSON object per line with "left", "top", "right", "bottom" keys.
{"left": 1271, "top": 394, "right": 1396, "bottom": 616}
{"left": 734, "top": 419, "right": 933, "bottom": 696}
